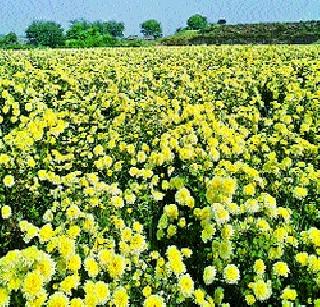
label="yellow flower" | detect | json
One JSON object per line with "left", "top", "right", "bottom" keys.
{"left": 143, "top": 294, "right": 166, "bottom": 307}
{"left": 27, "top": 157, "right": 36, "bottom": 168}
{"left": 164, "top": 204, "right": 178, "bottom": 219}
{"left": 47, "top": 292, "right": 69, "bottom": 307}
{"left": 0, "top": 154, "right": 10, "bottom": 164}
{"left": 98, "top": 249, "right": 113, "bottom": 267}
{"left": 295, "top": 252, "right": 308, "bottom": 266}
{"left": 23, "top": 271, "right": 43, "bottom": 298}
{"left": 203, "top": 266, "right": 216, "bottom": 285}
{"left": 1, "top": 205, "right": 11, "bottom": 219}
{"left": 281, "top": 288, "right": 297, "bottom": 301}
{"left": 175, "top": 188, "right": 192, "bottom": 206}
{"left": 137, "top": 151, "right": 146, "bottom": 162}
{"left": 37, "top": 170, "right": 47, "bottom": 181}
{"left": 142, "top": 286, "right": 152, "bottom": 297}
{"left": 111, "top": 195, "right": 124, "bottom": 208}
{"left": 245, "top": 294, "right": 256, "bottom": 305}
{"left": 38, "top": 224, "right": 54, "bottom": 242}
{"left": 35, "top": 255, "right": 56, "bottom": 282}
{"left": 66, "top": 204, "right": 81, "bottom": 220}
{"left": 130, "top": 233, "right": 146, "bottom": 253}
{"left": 93, "top": 144, "right": 104, "bottom": 155}
{"left": 178, "top": 217, "right": 186, "bottom": 228}
{"left": 194, "top": 289, "right": 205, "bottom": 305}
{"left": 112, "top": 287, "right": 129, "bottom": 307}
{"left": 308, "top": 228, "right": 320, "bottom": 247}
{"left": 201, "top": 224, "right": 215, "bottom": 243}
{"left": 107, "top": 254, "right": 126, "bottom": 279}
{"left": 124, "top": 193, "right": 136, "bottom": 205}
{"left": 84, "top": 257, "right": 99, "bottom": 278}
{"left": 25, "top": 102, "right": 33, "bottom": 112}
{"left": 178, "top": 274, "right": 194, "bottom": 298}
{"left": 0, "top": 288, "right": 9, "bottom": 307}
{"left": 181, "top": 248, "right": 192, "bottom": 258}
{"left": 253, "top": 259, "right": 265, "bottom": 275}
{"left": 213, "top": 204, "right": 230, "bottom": 224}
{"left": 273, "top": 261, "right": 290, "bottom": 277}
{"left": 60, "top": 275, "right": 80, "bottom": 294}
{"left": 221, "top": 224, "right": 233, "bottom": 239}
{"left": 277, "top": 207, "right": 291, "bottom": 222}
{"left": 67, "top": 254, "right": 81, "bottom": 272}
{"left": 273, "top": 227, "right": 288, "bottom": 243}
{"left": 251, "top": 280, "right": 272, "bottom": 301}
{"left": 95, "top": 281, "right": 109, "bottom": 304}
{"left": 167, "top": 245, "right": 186, "bottom": 275}
{"left": 121, "top": 227, "right": 132, "bottom": 241}
{"left": 243, "top": 183, "right": 255, "bottom": 196}
{"left": 68, "top": 225, "right": 81, "bottom": 238}
{"left": 57, "top": 236, "right": 75, "bottom": 258}
{"left": 307, "top": 255, "right": 320, "bottom": 272}
{"left": 70, "top": 298, "right": 84, "bottom": 307}
{"left": 206, "top": 177, "right": 236, "bottom": 203}
{"left": 170, "top": 257, "right": 186, "bottom": 276}
{"left": 293, "top": 187, "right": 308, "bottom": 199}
{"left": 223, "top": 264, "right": 240, "bottom": 284}
{"left": 26, "top": 291, "right": 47, "bottom": 307}
{"left": 133, "top": 221, "right": 143, "bottom": 233}
{"left": 3, "top": 175, "right": 15, "bottom": 187}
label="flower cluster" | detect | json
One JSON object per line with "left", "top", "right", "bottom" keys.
{"left": 0, "top": 45, "right": 319, "bottom": 306}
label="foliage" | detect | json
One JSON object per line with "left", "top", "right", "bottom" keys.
{"left": 67, "top": 19, "right": 125, "bottom": 39}
{"left": 217, "top": 19, "right": 227, "bottom": 25}
{"left": 65, "top": 19, "right": 92, "bottom": 40}
{"left": 25, "top": 21, "right": 65, "bottom": 47}
{"left": 187, "top": 14, "right": 208, "bottom": 30}
{"left": 121, "top": 38, "right": 156, "bottom": 47}
{"left": 96, "top": 20, "right": 125, "bottom": 38}
{"left": 65, "top": 19, "right": 122, "bottom": 47}
{"left": 0, "top": 32, "right": 17, "bottom": 46}
{"left": 0, "top": 33, "right": 23, "bottom": 50}
{"left": 162, "top": 21, "right": 320, "bottom": 45}
{"left": 140, "top": 19, "right": 162, "bottom": 39}
{"left": 0, "top": 46, "right": 319, "bottom": 306}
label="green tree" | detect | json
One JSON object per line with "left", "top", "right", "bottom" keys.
{"left": 92, "top": 20, "right": 125, "bottom": 38}
{"left": 103, "top": 21, "right": 125, "bottom": 38}
{"left": 140, "top": 19, "right": 162, "bottom": 39}
{"left": 25, "top": 21, "right": 65, "bottom": 47}
{"left": 217, "top": 19, "right": 227, "bottom": 25}
{"left": 0, "top": 32, "right": 18, "bottom": 45}
{"left": 65, "top": 20, "right": 118, "bottom": 48}
{"left": 187, "top": 14, "right": 208, "bottom": 30}
{"left": 66, "top": 19, "right": 91, "bottom": 40}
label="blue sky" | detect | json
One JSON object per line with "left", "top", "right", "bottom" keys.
{"left": 0, "top": 0, "right": 319, "bottom": 36}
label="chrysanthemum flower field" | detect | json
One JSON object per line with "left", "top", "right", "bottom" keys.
{"left": 0, "top": 46, "right": 319, "bottom": 306}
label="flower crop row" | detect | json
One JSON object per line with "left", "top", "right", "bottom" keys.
{"left": 0, "top": 46, "right": 319, "bottom": 306}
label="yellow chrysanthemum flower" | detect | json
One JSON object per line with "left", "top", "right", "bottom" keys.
{"left": 23, "top": 271, "right": 44, "bottom": 298}
{"left": 1, "top": 205, "right": 11, "bottom": 219}
{"left": 3, "top": 175, "right": 15, "bottom": 187}
{"left": 178, "top": 274, "right": 194, "bottom": 298}
{"left": 223, "top": 264, "right": 240, "bottom": 284}
{"left": 143, "top": 294, "right": 166, "bottom": 307}
{"left": 47, "top": 292, "right": 69, "bottom": 307}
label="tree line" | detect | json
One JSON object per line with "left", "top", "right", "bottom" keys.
{"left": 0, "top": 14, "right": 212, "bottom": 48}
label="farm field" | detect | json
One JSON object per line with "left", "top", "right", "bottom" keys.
{"left": 0, "top": 46, "right": 319, "bottom": 306}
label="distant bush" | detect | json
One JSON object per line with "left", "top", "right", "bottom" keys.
{"left": 65, "top": 34, "right": 117, "bottom": 48}
{"left": 217, "top": 19, "right": 227, "bottom": 25}
{"left": 162, "top": 21, "right": 320, "bottom": 46}
{"left": 0, "top": 32, "right": 17, "bottom": 45}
